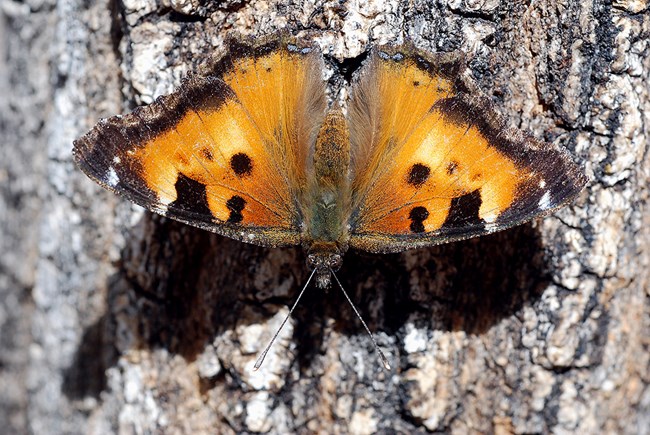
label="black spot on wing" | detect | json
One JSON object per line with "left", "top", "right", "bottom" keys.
{"left": 226, "top": 195, "right": 246, "bottom": 223}
{"left": 230, "top": 152, "right": 253, "bottom": 177}
{"left": 168, "top": 173, "right": 212, "bottom": 217}
{"left": 409, "top": 206, "right": 429, "bottom": 233}
{"left": 200, "top": 148, "right": 214, "bottom": 161}
{"left": 230, "top": 153, "right": 253, "bottom": 177}
{"left": 407, "top": 163, "right": 431, "bottom": 188}
{"left": 446, "top": 161, "right": 459, "bottom": 175}
{"left": 441, "top": 190, "right": 485, "bottom": 230}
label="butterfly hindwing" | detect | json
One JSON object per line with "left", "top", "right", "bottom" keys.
{"left": 73, "top": 35, "right": 327, "bottom": 247}
{"left": 347, "top": 44, "right": 587, "bottom": 253}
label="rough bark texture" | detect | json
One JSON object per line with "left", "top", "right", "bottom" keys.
{"left": 1, "top": 0, "right": 649, "bottom": 433}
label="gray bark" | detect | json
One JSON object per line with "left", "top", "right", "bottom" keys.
{"left": 1, "top": 0, "right": 649, "bottom": 433}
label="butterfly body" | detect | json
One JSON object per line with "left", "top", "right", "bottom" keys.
{"left": 303, "top": 108, "right": 351, "bottom": 286}
{"left": 73, "top": 34, "right": 587, "bottom": 288}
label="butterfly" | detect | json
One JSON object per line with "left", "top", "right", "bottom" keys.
{"left": 73, "top": 33, "right": 587, "bottom": 369}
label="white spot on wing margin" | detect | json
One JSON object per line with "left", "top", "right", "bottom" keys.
{"left": 151, "top": 204, "right": 168, "bottom": 216}
{"left": 106, "top": 167, "right": 119, "bottom": 187}
{"left": 538, "top": 191, "right": 552, "bottom": 210}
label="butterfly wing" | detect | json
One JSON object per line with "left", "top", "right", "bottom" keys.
{"left": 347, "top": 44, "right": 587, "bottom": 253}
{"left": 74, "top": 35, "right": 327, "bottom": 247}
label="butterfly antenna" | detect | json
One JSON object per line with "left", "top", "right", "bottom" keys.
{"left": 330, "top": 269, "right": 391, "bottom": 370}
{"left": 254, "top": 268, "right": 317, "bottom": 371}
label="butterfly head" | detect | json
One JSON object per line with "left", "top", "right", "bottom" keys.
{"left": 306, "top": 244, "right": 343, "bottom": 288}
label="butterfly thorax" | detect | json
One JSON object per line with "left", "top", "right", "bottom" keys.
{"left": 303, "top": 107, "right": 351, "bottom": 287}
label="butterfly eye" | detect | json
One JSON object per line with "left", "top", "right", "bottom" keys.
{"left": 306, "top": 254, "right": 318, "bottom": 268}
{"left": 328, "top": 254, "right": 342, "bottom": 271}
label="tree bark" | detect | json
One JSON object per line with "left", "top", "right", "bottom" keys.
{"left": 1, "top": 0, "right": 649, "bottom": 433}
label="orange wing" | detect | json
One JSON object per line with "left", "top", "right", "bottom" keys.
{"left": 347, "top": 45, "right": 587, "bottom": 253}
{"left": 74, "top": 35, "right": 327, "bottom": 247}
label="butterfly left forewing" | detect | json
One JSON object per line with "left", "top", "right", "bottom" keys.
{"left": 74, "top": 35, "right": 327, "bottom": 248}
{"left": 348, "top": 44, "right": 587, "bottom": 253}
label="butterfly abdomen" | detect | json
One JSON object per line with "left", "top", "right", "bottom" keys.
{"left": 303, "top": 107, "right": 351, "bottom": 254}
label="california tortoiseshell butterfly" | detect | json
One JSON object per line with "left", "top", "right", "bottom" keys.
{"left": 73, "top": 33, "right": 587, "bottom": 368}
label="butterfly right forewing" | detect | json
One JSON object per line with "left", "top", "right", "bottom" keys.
{"left": 346, "top": 44, "right": 587, "bottom": 253}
